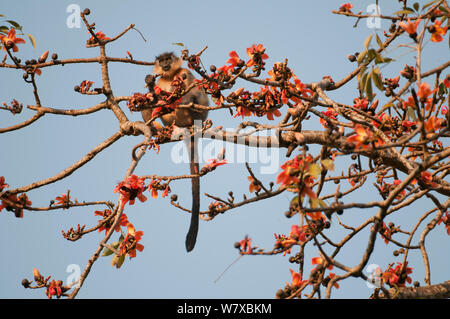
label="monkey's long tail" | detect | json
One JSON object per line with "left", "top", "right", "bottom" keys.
{"left": 185, "top": 135, "right": 200, "bottom": 252}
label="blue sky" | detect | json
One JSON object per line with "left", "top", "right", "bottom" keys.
{"left": 0, "top": 0, "right": 449, "bottom": 299}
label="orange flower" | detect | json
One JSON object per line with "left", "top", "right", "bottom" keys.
{"left": 311, "top": 256, "right": 333, "bottom": 270}
{"left": 248, "top": 176, "right": 261, "bottom": 193}
{"left": 94, "top": 209, "right": 129, "bottom": 235}
{"left": 328, "top": 273, "right": 340, "bottom": 289}
{"left": 289, "top": 269, "right": 308, "bottom": 287}
{"left": 430, "top": 20, "right": 448, "bottom": 42}
{"left": 265, "top": 108, "right": 281, "bottom": 120}
{"left": 246, "top": 44, "right": 268, "bottom": 67}
{"left": 120, "top": 223, "right": 144, "bottom": 259}
{"left": 289, "top": 224, "right": 307, "bottom": 242}
{"left": 424, "top": 116, "right": 445, "bottom": 133}
{"left": 398, "top": 18, "right": 421, "bottom": 36}
{"left": 346, "top": 125, "right": 383, "bottom": 150}
{"left": 0, "top": 28, "right": 25, "bottom": 52}
{"left": 417, "top": 82, "right": 436, "bottom": 101}
{"left": 55, "top": 193, "right": 72, "bottom": 209}
{"left": 420, "top": 171, "right": 438, "bottom": 188}
{"left": 234, "top": 106, "right": 253, "bottom": 118}
{"left": 114, "top": 175, "right": 147, "bottom": 209}
{"left": 293, "top": 78, "right": 314, "bottom": 97}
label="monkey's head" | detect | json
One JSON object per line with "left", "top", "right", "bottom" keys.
{"left": 154, "top": 52, "right": 182, "bottom": 79}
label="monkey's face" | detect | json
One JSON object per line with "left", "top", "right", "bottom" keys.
{"left": 154, "top": 52, "right": 182, "bottom": 78}
{"left": 158, "top": 54, "right": 173, "bottom": 72}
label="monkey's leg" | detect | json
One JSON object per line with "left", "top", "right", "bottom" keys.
{"left": 185, "top": 134, "right": 200, "bottom": 252}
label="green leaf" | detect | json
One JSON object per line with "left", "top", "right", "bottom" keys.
{"left": 439, "top": 5, "right": 449, "bottom": 13}
{"left": 172, "top": 42, "right": 185, "bottom": 47}
{"left": 365, "top": 73, "right": 373, "bottom": 101}
{"left": 374, "top": 52, "right": 384, "bottom": 64}
{"left": 357, "top": 50, "right": 368, "bottom": 65}
{"left": 438, "top": 82, "right": 446, "bottom": 96}
{"left": 375, "top": 33, "right": 384, "bottom": 50}
{"left": 309, "top": 198, "right": 328, "bottom": 209}
{"left": 26, "top": 33, "right": 36, "bottom": 49}
{"left": 371, "top": 68, "right": 384, "bottom": 91}
{"left": 6, "top": 20, "right": 21, "bottom": 29}
{"left": 308, "top": 163, "right": 321, "bottom": 179}
{"left": 367, "top": 48, "right": 377, "bottom": 61}
{"left": 102, "top": 248, "right": 114, "bottom": 257}
{"left": 394, "top": 9, "right": 415, "bottom": 15}
{"left": 423, "top": 0, "right": 438, "bottom": 10}
{"left": 321, "top": 158, "right": 335, "bottom": 171}
{"left": 359, "top": 71, "right": 368, "bottom": 93}
{"left": 111, "top": 254, "right": 125, "bottom": 269}
{"left": 413, "top": 3, "right": 420, "bottom": 12}
{"left": 101, "top": 241, "right": 120, "bottom": 257}
{"left": 364, "top": 34, "right": 373, "bottom": 50}
{"left": 380, "top": 57, "right": 393, "bottom": 64}
{"left": 0, "top": 25, "right": 8, "bottom": 34}
{"left": 407, "top": 107, "right": 417, "bottom": 121}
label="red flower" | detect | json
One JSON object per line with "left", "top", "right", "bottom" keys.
{"left": 0, "top": 193, "right": 32, "bottom": 218}
{"left": 437, "top": 211, "right": 450, "bottom": 235}
{"left": 276, "top": 155, "right": 319, "bottom": 199}
{"left": 353, "top": 97, "right": 369, "bottom": 110}
{"left": 430, "top": 20, "right": 448, "bottom": 42}
{"left": 0, "top": 28, "right": 25, "bottom": 52}
{"left": 320, "top": 108, "right": 338, "bottom": 128}
{"left": 114, "top": 175, "right": 147, "bottom": 209}
{"left": 89, "top": 31, "right": 111, "bottom": 42}
{"left": 226, "top": 51, "right": 241, "bottom": 67}
{"left": 234, "top": 106, "right": 254, "bottom": 118}
{"left": 120, "top": 223, "right": 144, "bottom": 259}
{"left": 205, "top": 158, "right": 227, "bottom": 168}
{"left": 0, "top": 176, "right": 9, "bottom": 192}
{"left": 398, "top": 18, "right": 421, "bottom": 36}
{"left": 239, "top": 235, "right": 252, "bottom": 254}
{"left": 94, "top": 209, "right": 129, "bottom": 235}
{"left": 339, "top": 3, "right": 353, "bottom": 12}
{"left": 265, "top": 108, "right": 281, "bottom": 121}
{"left": 382, "top": 262, "right": 413, "bottom": 287}
{"left": 46, "top": 280, "right": 63, "bottom": 299}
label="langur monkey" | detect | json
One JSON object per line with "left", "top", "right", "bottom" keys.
{"left": 141, "top": 52, "right": 209, "bottom": 252}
